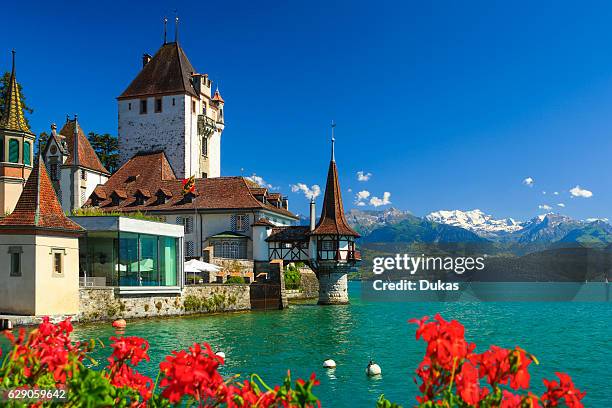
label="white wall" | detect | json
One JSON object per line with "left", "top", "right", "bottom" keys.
{"left": 118, "top": 95, "right": 187, "bottom": 176}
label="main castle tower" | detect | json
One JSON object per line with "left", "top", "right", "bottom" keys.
{"left": 117, "top": 35, "right": 224, "bottom": 179}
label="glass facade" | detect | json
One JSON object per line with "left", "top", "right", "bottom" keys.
{"left": 80, "top": 230, "right": 179, "bottom": 287}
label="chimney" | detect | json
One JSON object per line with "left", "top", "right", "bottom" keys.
{"left": 309, "top": 198, "right": 316, "bottom": 231}
{"left": 142, "top": 54, "right": 152, "bottom": 68}
{"left": 282, "top": 196, "right": 289, "bottom": 210}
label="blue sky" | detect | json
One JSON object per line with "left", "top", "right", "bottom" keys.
{"left": 2, "top": 0, "right": 612, "bottom": 221}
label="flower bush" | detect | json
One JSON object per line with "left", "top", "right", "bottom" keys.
{"left": 0, "top": 315, "right": 585, "bottom": 407}
{"left": 0, "top": 317, "right": 319, "bottom": 407}
{"left": 402, "top": 314, "right": 586, "bottom": 408}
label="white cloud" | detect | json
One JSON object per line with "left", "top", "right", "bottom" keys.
{"left": 542, "top": 191, "right": 547, "bottom": 195}
{"left": 357, "top": 171, "right": 372, "bottom": 182}
{"left": 557, "top": 203, "right": 566, "bottom": 208}
{"left": 347, "top": 188, "right": 352, "bottom": 193}
{"left": 569, "top": 185, "right": 593, "bottom": 198}
{"left": 538, "top": 204, "right": 552, "bottom": 210}
{"left": 354, "top": 190, "right": 371, "bottom": 206}
{"left": 370, "top": 192, "right": 392, "bottom": 207}
{"left": 290, "top": 183, "right": 321, "bottom": 200}
{"left": 553, "top": 191, "right": 559, "bottom": 195}
{"left": 523, "top": 177, "right": 534, "bottom": 187}
{"left": 246, "top": 173, "right": 276, "bottom": 190}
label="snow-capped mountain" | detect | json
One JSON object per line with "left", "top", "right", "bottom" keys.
{"left": 426, "top": 209, "right": 522, "bottom": 238}
{"left": 346, "top": 207, "right": 414, "bottom": 235}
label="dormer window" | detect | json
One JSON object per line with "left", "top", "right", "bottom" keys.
{"left": 183, "top": 192, "right": 195, "bottom": 204}
{"left": 110, "top": 190, "right": 127, "bottom": 206}
{"left": 155, "top": 188, "right": 172, "bottom": 205}
{"left": 134, "top": 193, "right": 145, "bottom": 206}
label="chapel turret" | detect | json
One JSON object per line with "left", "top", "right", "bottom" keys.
{"left": 0, "top": 51, "right": 35, "bottom": 216}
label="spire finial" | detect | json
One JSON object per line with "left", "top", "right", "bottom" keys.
{"left": 331, "top": 120, "right": 336, "bottom": 162}
{"left": 11, "top": 49, "right": 15, "bottom": 72}
{"left": 163, "top": 17, "right": 168, "bottom": 44}
{"left": 174, "top": 11, "right": 179, "bottom": 43}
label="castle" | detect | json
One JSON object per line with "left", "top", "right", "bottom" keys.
{"left": 0, "top": 29, "right": 359, "bottom": 311}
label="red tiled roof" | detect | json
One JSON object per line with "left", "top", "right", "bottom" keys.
{"left": 59, "top": 119, "right": 110, "bottom": 175}
{"left": 310, "top": 160, "right": 359, "bottom": 237}
{"left": 212, "top": 89, "right": 224, "bottom": 103}
{"left": 268, "top": 193, "right": 281, "bottom": 201}
{"left": 88, "top": 151, "right": 298, "bottom": 219}
{"left": 0, "top": 158, "right": 84, "bottom": 234}
{"left": 252, "top": 218, "right": 276, "bottom": 227}
{"left": 118, "top": 42, "right": 198, "bottom": 99}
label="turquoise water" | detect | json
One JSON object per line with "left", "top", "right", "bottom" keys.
{"left": 4, "top": 282, "right": 611, "bottom": 406}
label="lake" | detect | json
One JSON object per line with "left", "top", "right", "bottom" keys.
{"left": 3, "top": 282, "right": 610, "bottom": 406}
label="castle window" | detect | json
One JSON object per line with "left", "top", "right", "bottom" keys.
{"left": 192, "top": 101, "right": 196, "bottom": 113}
{"left": 202, "top": 103, "right": 207, "bottom": 115}
{"left": 202, "top": 137, "right": 208, "bottom": 156}
{"left": 155, "top": 98, "right": 162, "bottom": 113}
{"left": 9, "top": 246, "right": 22, "bottom": 277}
{"left": 176, "top": 216, "right": 193, "bottom": 234}
{"left": 50, "top": 164, "right": 58, "bottom": 181}
{"left": 53, "top": 252, "right": 63, "bottom": 275}
{"left": 172, "top": 98, "right": 175, "bottom": 106}
{"left": 23, "top": 141, "right": 31, "bottom": 166}
{"left": 8, "top": 139, "right": 19, "bottom": 163}
{"left": 128, "top": 102, "right": 132, "bottom": 111}
{"left": 201, "top": 172, "right": 207, "bottom": 179}
{"left": 234, "top": 214, "right": 249, "bottom": 232}
{"left": 140, "top": 99, "right": 147, "bottom": 114}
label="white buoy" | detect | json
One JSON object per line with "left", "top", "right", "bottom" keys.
{"left": 322, "top": 359, "right": 336, "bottom": 368}
{"left": 366, "top": 361, "right": 381, "bottom": 376}
{"left": 215, "top": 351, "right": 226, "bottom": 359}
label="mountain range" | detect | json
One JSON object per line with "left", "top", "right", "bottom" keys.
{"left": 345, "top": 208, "right": 612, "bottom": 248}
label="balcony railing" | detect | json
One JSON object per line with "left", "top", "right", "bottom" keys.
{"left": 197, "top": 115, "right": 217, "bottom": 137}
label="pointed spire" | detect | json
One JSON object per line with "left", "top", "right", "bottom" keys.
{"left": 212, "top": 86, "right": 224, "bottom": 103}
{"left": 0, "top": 156, "right": 83, "bottom": 233}
{"left": 331, "top": 120, "right": 336, "bottom": 162}
{"left": 174, "top": 12, "right": 179, "bottom": 43}
{"left": 0, "top": 50, "right": 32, "bottom": 134}
{"left": 72, "top": 114, "right": 80, "bottom": 166}
{"left": 310, "top": 124, "right": 360, "bottom": 237}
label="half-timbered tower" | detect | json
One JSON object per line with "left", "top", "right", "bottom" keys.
{"left": 307, "top": 131, "right": 360, "bottom": 304}
{"left": 258, "top": 126, "right": 360, "bottom": 304}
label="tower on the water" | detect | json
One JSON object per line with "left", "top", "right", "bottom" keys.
{"left": 308, "top": 123, "right": 360, "bottom": 304}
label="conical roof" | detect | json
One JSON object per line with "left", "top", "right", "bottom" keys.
{"left": 0, "top": 158, "right": 84, "bottom": 234}
{"left": 310, "top": 141, "right": 359, "bottom": 237}
{"left": 0, "top": 51, "right": 32, "bottom": 134}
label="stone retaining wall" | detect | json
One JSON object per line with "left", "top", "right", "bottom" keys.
{"left": 78, "top": 284, "right": 250, "bottom": 323}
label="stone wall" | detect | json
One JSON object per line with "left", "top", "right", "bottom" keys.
{"left": 299, "top": 268, "right": 319, "bottom": 299}
{"left": 78, "top": 284, "right": 250, "bottom": 323}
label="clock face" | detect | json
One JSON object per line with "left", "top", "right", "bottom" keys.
{"left": 50, "top": 145, "right": 57, "bottom": 154}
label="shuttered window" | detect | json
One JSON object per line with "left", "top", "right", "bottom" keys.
{"left": 8, "top": 139, "right": 19, "bottom": 163}
{"left": 23, "top": 141, "right": 31, "bottom": 165}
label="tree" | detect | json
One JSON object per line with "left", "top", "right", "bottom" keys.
{"left": 0, "top": 72, "right": 33, "bottom": 128}
{"left": 87, "top": 132, "right": 119, "bottom": 173}
{"left": 36, "top": 131, "right": 48, "bottom": 156}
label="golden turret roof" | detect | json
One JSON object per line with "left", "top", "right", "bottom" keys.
{"left": 0, "top": 51, "right": 32, "bottom": 134}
